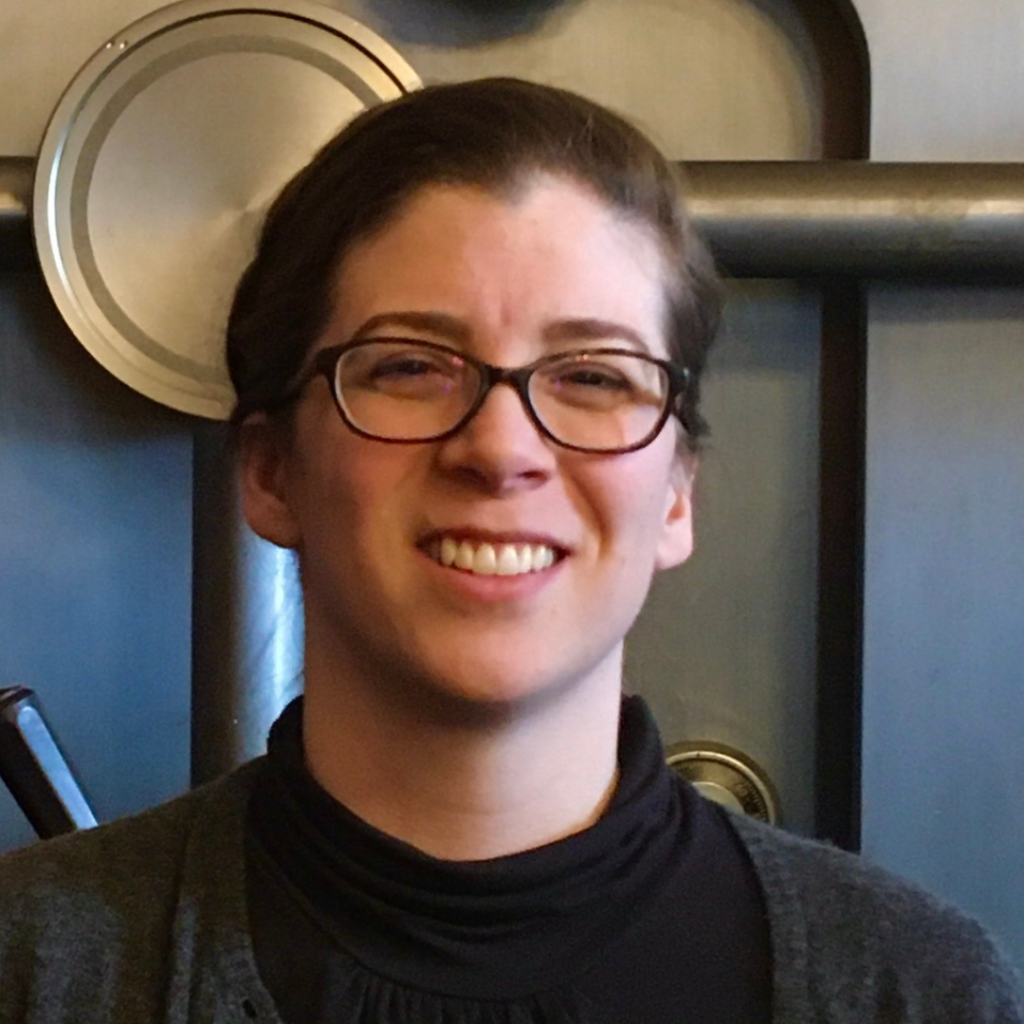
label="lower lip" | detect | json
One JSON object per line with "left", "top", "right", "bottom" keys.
{"left": 420, "top": 550, "right": 564, "bottom": 602}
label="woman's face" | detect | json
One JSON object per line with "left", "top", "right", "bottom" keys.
{"left": 243, "top": 173, "right": 695, "bottom": 712}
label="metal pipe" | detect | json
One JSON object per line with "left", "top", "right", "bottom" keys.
{"left": 5, "top": 156, "right": 1024, "bottom": 279}
{"left": 191, "top": 424, "right": 304, "bottom": 785}
{"left": 683, "top": 161, "right": 1024, "bottom": 280}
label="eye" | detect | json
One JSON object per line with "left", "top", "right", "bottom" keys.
{"left": 369, "top": 353, "right": 444, "bottom": 381}
{"left": 554, "top": 365, "right": 633, "bottom": 391}
{"left": 533, "top": 351, "right": 669, "bottom": 414}
{"left": 537, "top": 354, "right": 643, "bottom": 410}
{"left": 341, "top": 341, "right": 465, "bottom": 396}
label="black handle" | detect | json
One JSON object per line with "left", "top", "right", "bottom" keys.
{"left": 0, "top": 686, "right": 98, "bottom": 839}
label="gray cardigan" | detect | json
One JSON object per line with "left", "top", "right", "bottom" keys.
{"left": 0, "top": 761, "right": 1020, "bottom": 1023}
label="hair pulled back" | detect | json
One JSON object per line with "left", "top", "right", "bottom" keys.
{"left": 226, "top": 77, "right": 721, "bottom": 443}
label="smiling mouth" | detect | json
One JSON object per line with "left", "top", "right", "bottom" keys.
{"left": 424, "top": 537, "right": 561, "bottom": 577}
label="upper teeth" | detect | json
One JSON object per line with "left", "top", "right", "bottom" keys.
{"left": 437, "top": 538, "right": 556, "bottom": 576}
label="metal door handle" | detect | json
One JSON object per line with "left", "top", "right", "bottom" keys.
{"left": 0, "top": 686, "right": 98, "bottom": 839}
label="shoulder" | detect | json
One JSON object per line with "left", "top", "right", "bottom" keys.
{"left": 0, "top": 761, "right": 257, "bottom": 897}
{"left": 728, "top": 813, "right": 1024, "bottom": 1022}
{"left": 731, "top": 811, "right": 977, "bottom": 939}
{"left": 0, "top": 763, "right": 260, "bottom": 1021}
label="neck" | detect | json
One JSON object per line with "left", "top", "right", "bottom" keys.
{"left": 300, "top": 645, "right": 624, "bottom": 862}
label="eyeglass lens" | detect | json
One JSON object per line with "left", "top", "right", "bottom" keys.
{"left": 333, "top": 340, "right": 670, "bottom": 451}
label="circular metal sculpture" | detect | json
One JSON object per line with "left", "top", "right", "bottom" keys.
{"left": 34, "top": 0, "right": 420, "bottom": 418}
{"left": 665, "top": 740, "right": 781, "bottom": 824}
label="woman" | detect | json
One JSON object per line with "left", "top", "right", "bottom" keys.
{"left": 0, "top": 78, "right": 1020, "bottom": 1024}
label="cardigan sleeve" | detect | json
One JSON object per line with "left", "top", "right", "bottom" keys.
{"left": 0, "top": 767, "right": 266, "bottom": 1024}
{"left": 0, "top": 797, "right": 196, "bottom": 1023}
{"left": 730, "top": 813, "right": 1024, "bottom": 1024}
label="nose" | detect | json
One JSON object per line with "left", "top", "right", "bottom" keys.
{"left": 434, "top": 379, "right": 557, "bottom": 495}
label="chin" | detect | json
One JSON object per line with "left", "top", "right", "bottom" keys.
{"left": 399, "top": 644, "right": 617, "bottom": 727}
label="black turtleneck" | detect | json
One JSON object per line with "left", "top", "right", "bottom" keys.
{"left": 246, "top": 696, "right": 771, "bottom": 1023}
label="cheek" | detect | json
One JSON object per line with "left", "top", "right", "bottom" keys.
{"left": 289, "top": 458, "right": 401, "bottom": 624}
{"left": 294, "top": 436, "right": 428, "bottom": 566}
{"left": 282, "top": 422, "right": 371, "bottom": 550}
{"left": 578, "top": 453, "right": 677, "bottom": 553}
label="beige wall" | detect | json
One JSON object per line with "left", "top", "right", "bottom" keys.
{"left": 857, "top": 0, "right": 1024, "bottom": 160}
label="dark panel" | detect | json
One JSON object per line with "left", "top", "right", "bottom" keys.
{"left": 815, "top": 281, "right": 865, "bottom": 850}
{"left": 0, "top": 272, "right": 192, "bottom": 851}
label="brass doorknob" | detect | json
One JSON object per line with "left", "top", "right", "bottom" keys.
{"left": 665, "top": 741, "right": 781, "bottom": 824}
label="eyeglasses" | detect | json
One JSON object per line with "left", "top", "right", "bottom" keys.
{"left": 288, "top": 338, "right": 691, "bottom": 454}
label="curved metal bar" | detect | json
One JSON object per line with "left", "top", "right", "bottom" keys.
{"left": 5, "top": 156, "right": 1024, "bottom": 279}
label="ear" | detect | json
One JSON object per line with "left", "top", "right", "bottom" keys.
{"left": 239, "top": 414, "right": 302, "bottom": 549}
{"left": 654, "top": 455, "right": 695, "bottom": 571}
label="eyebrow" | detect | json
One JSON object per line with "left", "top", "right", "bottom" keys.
{"left": 350, "top": 311, "right": 471, "bottom": 344}
{"left": 350, "top": 311, "right": 652, "bottom": 354}
{"left": 542, "top": 318, "right": 652, "bottom": 355}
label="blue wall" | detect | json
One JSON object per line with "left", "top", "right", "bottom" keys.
{"left": 863, "top": 285, "right": 1024, "bottom": 974}
{"left": 0, "top": 272, "right": 192, "bottom": 850}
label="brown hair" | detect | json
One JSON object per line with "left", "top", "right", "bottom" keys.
{"left": 226, "top": 77, "right": 721, "bottom": 444}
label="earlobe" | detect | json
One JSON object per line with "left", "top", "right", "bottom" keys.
{"left": 239, "top": 415, "right": 302, "bottom": 549}
{"left": 654, "top": 459, "right": 695, "bottom": 571}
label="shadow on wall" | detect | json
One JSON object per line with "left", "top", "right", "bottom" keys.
{"left": 366, "top": 0, "right": 581, "bottom": 46}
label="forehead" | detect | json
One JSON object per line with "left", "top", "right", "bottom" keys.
{"left": 325, "top": 174, "right": 671, "bottom": 355}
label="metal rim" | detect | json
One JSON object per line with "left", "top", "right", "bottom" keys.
{"left": 665, "top": 740, "right": 782, "bottom": 824}
{"left": 34, "top": 0, "right": 420, "bottom": 419}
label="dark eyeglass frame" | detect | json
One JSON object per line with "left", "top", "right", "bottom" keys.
{"left": 284, "top": 337, "right": 692, "bottom": 455}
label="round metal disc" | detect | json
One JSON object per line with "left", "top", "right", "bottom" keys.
{"left": 665, "top": 741, "right": 782, "bottom": 824}
{"left": 34, "top": 0, "right": 420, "bottom": 418}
